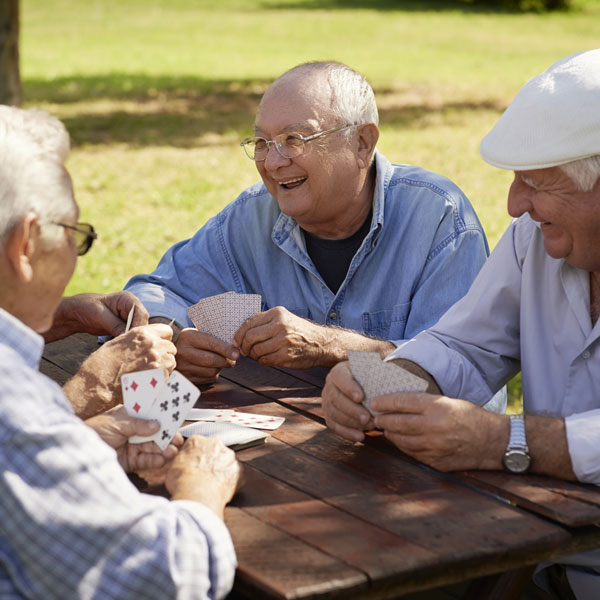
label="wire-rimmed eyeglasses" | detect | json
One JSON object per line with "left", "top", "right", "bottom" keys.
{"left": 54, "top": 222, "right": 97, "bottom": 256}
{"left": 240, "top": 123, "right": 354, "bottom": 162}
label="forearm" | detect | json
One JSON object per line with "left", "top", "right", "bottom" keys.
{"left": 170, "top": 480, "right": 229, "bottom": 520}
{"left": 63, "top": 363, "right": 115, "bottom": 419}
{"left": 44, "top": 297, "right": 81, "bottom": 343}
{"left": 318, "top": 327, "right": 396, "bottom": 367}
{"left": 526, "top": 415, "right": 576, "bottom": 480}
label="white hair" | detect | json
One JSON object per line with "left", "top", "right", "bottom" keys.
{"left": 559, "top": 156, "right": 600, "bottom": 192}
{"left": 277, "top": 61, "right": 379, "bottom": 137}
{"left": 0, "top": 106, "right": 74, "bottom": 247}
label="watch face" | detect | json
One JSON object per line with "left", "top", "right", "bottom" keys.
{"left": 503, "top": 450, "right": 530, "bottom": 474}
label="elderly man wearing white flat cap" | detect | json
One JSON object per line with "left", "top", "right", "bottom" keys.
{"left": 321, "top": 48, "right": 600, "bottom": 599}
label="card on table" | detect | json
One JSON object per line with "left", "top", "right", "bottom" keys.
{"left": 179, "top": 420, "right": 269, "bottom": 451}
{"left": 185, "top": 408, "right": 285, "bottom": 430}
{"left": 347, "top": 351, "right": 428, "bottom": 416}
{"left": 122, "top": 369, "right": 201, "bottom": 450}
{"left": 186, "top": 291, "right": 262, "bottom": 344}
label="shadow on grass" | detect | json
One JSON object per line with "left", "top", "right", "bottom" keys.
{"left": 24, "top": 74, "right": 505, "bottom": 148}
{"left": 263, "top": 0, "right": 566, "bottom": 13}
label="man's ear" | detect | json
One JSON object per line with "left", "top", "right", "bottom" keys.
{"left": 4, "top": 212, "right": 39, "bottom": 283}
{"left": 355, "top": 123, "right": 379, "bottom": 169}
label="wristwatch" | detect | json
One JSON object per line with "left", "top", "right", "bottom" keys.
{"left": 502, "top": 415, "right": 531, "bottom": 474}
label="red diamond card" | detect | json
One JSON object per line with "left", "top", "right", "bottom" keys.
{"left": 121, "top": 368, "right": 166, "bottom": 419}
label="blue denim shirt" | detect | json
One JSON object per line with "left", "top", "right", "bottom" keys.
{"left": 125, "top": 152, "right": 489, "bottom": 346}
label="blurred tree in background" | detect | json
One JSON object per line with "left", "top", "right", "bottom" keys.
{"left": 0, "top": 0, "right": 21, "bottom": 106}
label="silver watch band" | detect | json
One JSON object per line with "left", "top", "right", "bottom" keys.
{"left": 508, "top": 414, "right": 529, "bottom": 451}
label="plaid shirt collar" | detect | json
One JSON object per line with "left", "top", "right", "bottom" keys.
{"left": 0, "top": 307, "right": 44, "bottom": 370}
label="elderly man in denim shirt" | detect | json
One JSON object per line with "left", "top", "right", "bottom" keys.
{"left": 125, "top": 61, "right": 490, "bottom": 385}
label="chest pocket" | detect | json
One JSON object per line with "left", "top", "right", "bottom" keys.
{"left": 362, "top": 302, "right": 411, "bottom": 339}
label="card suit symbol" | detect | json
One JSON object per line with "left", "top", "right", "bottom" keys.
{"left": 150, "top": 377, "right": 158, "bottom": 388}
{"left": 161, "top": 430, "right": 169, "bottom": 440}
{"left": 170, "top": 382, "right": 179, "bottom": 392}
{"left": 130, "top": 381, "right": 138, "bottom": 392}
{"left": 160, "top": 401, "right": 168, "bottom": 412}
{"left": 172, "top": 411, "right": 180, "bottom": 422}
{"left": 133, "top": 402, "right": 141, "bottom": 413}
{"left": 183, "top": 392, "right": 191, "bottom": 403}
{"left": 171, "top": 397, "right": 180, "bottom": 407}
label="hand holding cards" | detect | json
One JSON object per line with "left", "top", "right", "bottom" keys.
{"left": 347, "top": 351, "right": 428, "bottom": 416}
{"left": 186, "top": 291, "right": 262, "bottom": 344}
{"left": 121, "top": 369, "right": 200, "bottom": 450}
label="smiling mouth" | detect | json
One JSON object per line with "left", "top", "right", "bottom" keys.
{"left": 278, "top": 176, "right": 307, "bottom": 189}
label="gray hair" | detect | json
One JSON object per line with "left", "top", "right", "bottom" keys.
{"left": 277, "top": 61, "right": 379, "bottom": 137}
{"left": 0, "top": 106, "right": 74, "bottom": 247}
{"left": 559, "top": 156, "right": 600, "bottom": 192}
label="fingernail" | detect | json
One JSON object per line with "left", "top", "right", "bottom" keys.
{"left": 231, "top": 349, "right": 240, "bottom": 360}
{"left": 359, "top": 413, "right": 369, "bottom": 425}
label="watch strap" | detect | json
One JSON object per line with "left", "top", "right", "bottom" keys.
{"left": 508, "top": 414, "right": 529, "bottom": 452}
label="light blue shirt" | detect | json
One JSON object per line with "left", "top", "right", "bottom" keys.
{"left": 125, "top": 152, "right": 489, "bottom": 346}
{"left": 388, "top": 214, "right": 600, "bottom": 485}
{"left": 0, "top": 308, "right": 236, "bottom": 599}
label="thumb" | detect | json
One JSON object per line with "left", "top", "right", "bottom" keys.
{"left": 126, "top": 417, "right": 161, "bottom": 437}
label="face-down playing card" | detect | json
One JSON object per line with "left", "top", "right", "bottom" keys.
{"left": 347, "top": 351, "right": 428, "bottom": 416}
{"left": 127, "top": 370, "right": 200, "bottom": 450}
{"left": 186, "top": 292, "right": 262, "bottom": 344}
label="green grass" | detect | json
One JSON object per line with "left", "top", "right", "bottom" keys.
{"left": 20, "top": 0, "right": 600, "bottom": 410}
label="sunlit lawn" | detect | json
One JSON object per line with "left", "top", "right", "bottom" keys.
{"left": 20, "top": 0, "right": 600, "bottom": 410}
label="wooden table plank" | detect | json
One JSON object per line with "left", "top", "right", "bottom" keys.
{"left": 226, "top": 507, "right": 368, "bottom": 600}
{"left": 456, "top": 470, "right": 600, "bottom": 527}
{"left": 221, "top": 356, "right": 326, "bottom": 420}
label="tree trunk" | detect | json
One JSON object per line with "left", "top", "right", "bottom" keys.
{"left": 0, "top": 0, "right": 21, "bottom": 106}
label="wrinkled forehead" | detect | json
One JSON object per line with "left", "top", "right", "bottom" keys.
{"left": 255, "top": 72, "right": 335, "bottom": 134}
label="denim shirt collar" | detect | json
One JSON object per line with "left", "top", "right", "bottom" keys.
{"left": 0, "top": 307, "right": 44, "bottom": 370}
{"left": 271, "top": 149, "right": 390, "bottom": 251}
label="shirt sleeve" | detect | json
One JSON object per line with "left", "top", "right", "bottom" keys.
{"left": 125, "top": 209, "right": 243, "bottom": 327}
{"left": 387, "top": 220, "right": 525, "bottom": 404}
{"left": 399, "top": 227, "right": 489, "bottom": 343}
{"left": 0, "top": 370, "right": 236, "bottom": 600}
{"left": 565, "top": 409, "right": 600, "bottom": 486}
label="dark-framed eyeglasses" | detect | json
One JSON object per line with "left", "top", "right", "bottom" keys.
{"left": 240, "top": 123, "right": 354, "bottom": 162}
{"left": 54, "top": 222, "right": 97, "bottom": 256}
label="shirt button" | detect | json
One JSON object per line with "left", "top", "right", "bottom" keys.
{"left": 582, "top": 350, "right": 591, "bottom": 359}
{"left": 329, "top": 312, "right": 337, "bottom": 321}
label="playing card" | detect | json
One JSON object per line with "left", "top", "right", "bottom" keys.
{"left": 348, "top": 351, "right": 428, "bottom": 416}
{"left": 183, "top": 408, "right": 284, "bottom": 430}
{"left": 179, "top": 420, "right": 269, "bottom": 451}
{"left": 121, "top": 368, "right": 166, "bottom": 419}
{"left": 186, "top": 408, "right": 235, "bottom": 421}
{"left": 129, "top": 370, "right": 200, "bottom": 450}
{"left": 186, "top": 292, "right": 262, "bottom": 344}
{"left": 124, "top": 305, "right": 135, "bottom": 333}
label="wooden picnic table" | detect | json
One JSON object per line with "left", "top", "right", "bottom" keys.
{"left": 41, "top": 333, "right": 600, "bottom": 600}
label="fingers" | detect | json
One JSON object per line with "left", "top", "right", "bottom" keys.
{"left": 175, "top": 329, "right": 237, "bottom": 384}
{"left": 322, "top": 362, "right": 372, "bottom": 442}
{"left": 370, "top": 392, "right": 427, "bottom": 415}
{"left": 233, "top": 310, "right": 272, "bottom": 353}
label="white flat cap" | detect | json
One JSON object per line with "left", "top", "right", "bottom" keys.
{"left": 480, "top": 49, "right": 600, "bottom": 170}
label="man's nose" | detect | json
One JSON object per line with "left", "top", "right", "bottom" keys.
{"left": 263, "top": 142, "right": 291, "bottom": 171}
{"left": 507, "top": 177, "right": 534, "bottom": 218}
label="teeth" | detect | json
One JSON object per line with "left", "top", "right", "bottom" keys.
{"left": 279, "top": 177, "right": 306, "bottom": 185}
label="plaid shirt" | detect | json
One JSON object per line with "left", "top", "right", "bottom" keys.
{"left": 0, "top": 308, "right": 236, "bottom": 599}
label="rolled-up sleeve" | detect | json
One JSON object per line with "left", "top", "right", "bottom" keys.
{"left": 565, "top": 410, "right": 600, "bottom": 486}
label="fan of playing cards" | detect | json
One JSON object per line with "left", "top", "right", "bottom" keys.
{"left": 121, "top": 369, "right": 200, "bottom": 450}
{"left": 186, "top": 291, "right": 262, "bottom": 344}
{"left": 347, "top": 351, "right": 428, "bottom": 416}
